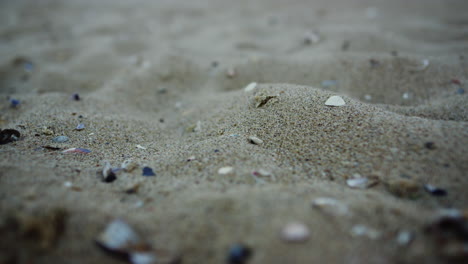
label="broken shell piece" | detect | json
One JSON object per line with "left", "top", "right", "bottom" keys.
{"left": 396, "top": 230, "right": 413, "bottom": 246}
{"left": 386, "top": 179, "right": 420, "bottom": 198}
{"left": 351, "top": 225, "right": 381, "bottom": 240}
{"left": 244, "top": 82, "right": 257, "bottom": 92}
{"left": 122, "top": 159, "right": 138, "bottom": 173}
{"left": 96, "top": 219, "right": 141, "bottom": 251}
{"left": 102, "top": 161, "right": 117, "bottom": 183}
{"left": 424, "top": 184, "right": 447, "bottom": 196}
{"left": 187, "top": 156, "right": 196, "bottom": 162}
{"left": 325, "top": 96, "right": 345, "bottom": 106}
{"left": 280, "top": 222, "right": 310, "bottom": 243}
{"left": 75, "top": 123, "right": 85, "bottom": 130}
{"left": 303, "top": 31, "right": 320, "bottom": 45}
{"left": 62, "top": 148, "right": 91, "bottom": 154}
{"left": 136, "top": 145, "right": 147, "bottom": 150}
{"left": 248, "top": 136, "right": 263, "bottom": 145}
{"left": 0, "top": 129, "right": 21, "bottom": 145}
{"left": 96, "top": 219, "right": 164, "bottom": 264}
{"left": 346, "top": 177, "right": 379, "bottom": 189}
{"left": 218, "top": 166, "right": 234, "bottom": 175}
{"left": 312, "top": 197, "right": 350, "bottom": 216}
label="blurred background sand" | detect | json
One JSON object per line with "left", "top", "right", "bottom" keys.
{"left": 0, "top": 0, "right": 467, "bottom": 263}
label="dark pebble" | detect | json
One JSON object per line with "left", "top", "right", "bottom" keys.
{"left": 425, "top": 142, "right": 436, "bottom": 150}
{"left": 425, "top": 215, "right": 468, "bottom": 242}
{"left": 0, "top": 129, "right": 21, "bottom": 145}
{"left": 103, "top": 173, "right": 117, "bottom": 183}
{"left": 72, "top": 93, "right": 80, "bottom": 101}
{"left": 142, "top": 167, "right": 156, "bottom": 176}
{"left": 227, "top": 244, "right": 252, "bottom": 264}
{"left": 214, "top": 149, "right": 220, "bottom": 153}
{"left": 424, "top": 184, "right": 447, "bottom": 196}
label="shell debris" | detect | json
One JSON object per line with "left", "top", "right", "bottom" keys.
{"left": 244, "top": 82, "right": 257, "bottom": 92}
{"left": 248, "top": 136, "right": 263, "bottom": 145}
{"left": 218, "top": 166, "right": 234, "bottom": 175}
{"left": 121, "top": 159, "right": 138, "bottom": 172}
{"left": 325, "top": 96, "right": 345, "bottom": 106}
{"left": 280, "top": 222, "right": 310, "bottom": 243}
{"left": 312, "top": 197, "right": 350, "bottom": 216}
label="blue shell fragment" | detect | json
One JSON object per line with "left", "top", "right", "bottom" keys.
{"left": 227, "top": 244, "right": 252, "bottom": 264}
{"left": 142, "top": 167, "right": 156, "bottom": 176}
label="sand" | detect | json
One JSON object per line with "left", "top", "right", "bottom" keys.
{"left": 1, "top": 0, "right": 467, "bottom": 263}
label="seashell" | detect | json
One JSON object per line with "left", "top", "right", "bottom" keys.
{"left": 218, "top": 166, "right": 234, "bottom": 175}
{"left": 325, "top": 96, "right": 345, "bottom": 106}
{"left": 312, "top": 197, "right": 350, "bottom": 216}
{"left": 248, "top": 136, "right": 263, "bottom": 145}
{"left": 244, "top": 82, "right": 257, "bottom": 92}
{"left": 280, "top": 222, "right": 310, "bottom": 243}
{"left": 346, "top": 176, "right": 379, "bottom": 189}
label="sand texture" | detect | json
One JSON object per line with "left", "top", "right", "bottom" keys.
{"left": 1, "top": 0, "right": 468, "bottom": 263}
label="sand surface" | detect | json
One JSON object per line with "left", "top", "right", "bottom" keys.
{"left": 1, "top": 0, "right": 468, "bottom": 263}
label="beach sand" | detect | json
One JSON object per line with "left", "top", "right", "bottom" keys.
{"left": 1, "top": 0, "right": 467, "bottom": 263}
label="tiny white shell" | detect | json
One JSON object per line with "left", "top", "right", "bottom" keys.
{"left": 244, "top": 82, "right": 257, "bottom": 92}
{"left": 218, "top": 166, "right": 234, "bottom": 175}
{"left": 281, "top": 222, "right": 310, "bottom": 243}
{"left": 312, "top": 197, "right": 350, "bottom": 216}
{"left": 248, "top": 136, "right": 263, "bottom": 145}
{"left": 325, "top": 96, "right": 345, "bottom": 106}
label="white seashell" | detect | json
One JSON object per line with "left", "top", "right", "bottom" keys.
{"left": 312, "top": 197, "right": 350, "bottom": 216}
{"left": 281, "top": 222, "right": 310, "bottom": 243}
{"left": 396, "top": 231, "right": 413, "bottom": 246}
{"left": 350, "top": 224, "right": 381, "bottom": 239}
{"left": 346, "top": 177, "right": 379, "bottom": 189}
{"left": 218, "top": 166, "right": 234, "bottom": 175}
{"left": 102, "top": 161, "right": 115, "bottom": 179}
{"left": 248, "top": 136, "right": 263, "bottom": 145}
{"left": 325, "top": 96, "right": 345, "bottom": 106}
{"left": 121, "top": 159, "right": 139, "bottom": 172}
{"left": 97, "top": 219, "right": 141, "bottom": 250}
{"left": 244, "top": 82, "right": 257, "bottom": 92}
{"left": 130, "top": 252, "right": 157, "bottom": 264}
{"left": 136, "top": 144, "right": 147, "bottom": 150}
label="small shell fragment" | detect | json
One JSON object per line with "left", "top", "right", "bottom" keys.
{"left": 52, "top": 136, "right": 69, "bottom": 143}
{"left": 244, "top": 82, "right": 257, "bottom": 92}
{"left": 248, "top": 136, "right": 263, "bottom": 145}
{"left": 121, "top": 159, "right": 138, "bottom": 172}
{"left": 0, "top": 129, "right": 21, "bottom": 145}
{"left": 218, "top": 166, "right": 234, "bottom": 175}
{"left": 62, "top": 148, "right": 91, "bottom": 154}
{"left": 396, "top": 230, "right": 413, "bottom": 246}
{"left": 136, "top": 144, "right": 147, "bottom": 150}
{"left": 280, "top": 222, "right": 310, "bottom": 243}
{"left": 424, "top": 184, "right": 447, "bottom": 196}
{"left": 102, "top": 161, "right": 117, "bottom": 183}
{"left": 325, "top": 96, "right": 345, "bottom": 106}
{"left": 96, "top": 219, "right": 140, "bottom": 251}
{"left": 75, "top": 123, "right": 85, "bottom": 130}
{"left": 346, "top": 177, "right": 379, "bottom": 189}
{"left": 350, "top": 224, "right": 381, "bottom": 239}
{"left": 312, "top": 197, "right": 350, "bottom": 216}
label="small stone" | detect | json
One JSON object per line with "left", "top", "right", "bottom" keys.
{"left": 226, "top": 67, "right": 236, "bottom": 78}
{"left": 72, "top": 93, "right": 80, "bottom": 101}
{"left": 386, "top": 179, "right": 420, "bottom": 198}
{"left": 424, "top": 184, "right": 447, "bottom": 196}
{"left": 364, "top": 94, "right": 372, "bottom": 101}
{"left": 218, "top": 166, "right": 234, "bottom": 175}
{"left": 425, "top": 141, "right": 436, "bottom": 150}
{"left": 457, "top": 88, "right": 465, "bottom": 94}
{"left": 346, "top": 176, "right": 379, "bottom": 189}
{"left": 41, "top": 126, "right": 54, "bottom": 135}
{"left": 350, "top": 224, "right": 381, "bottom": 239}
{"left": 0, "top": 129, "right": 21, "bottom": 145}
{"left": 312, "top": 197, "right": 350, "bottom": 216}
{"left": 75, "top": 123, "right": 85, "bottom": 131}
{"left": 248, "top": 136, "right": 263, "bottom": 145}
{"left": 52, "top": 136, "right": 69, "bottom": 143}
{"left": 402, "top": 93, "right": 410, "bottom": 100}
{"left": 396, "top": 231, "right": 413, "bottom": 246}
{"left": 325, "top": 96, "right": 345, "bottom": 106}
{"left": 142, "top": 167, "right": 156, "bottom": 177}
{"left": 121, "top": 159, "right": 138, "bottom": 172}
{"left": 227, "top": 244, "right": 252, "bottom": 264}
{"left": 244, "top": 82, "right": 257, "bottom": 92}
{"left": 102, "top": 161, "right": 117, "bottom": 183}
{"left": 63, "top": 181, "right": 73, "bottom": 188}
{"left": 281, "top": 222, "right": 310, "bottom": 243}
